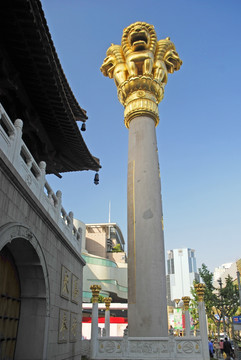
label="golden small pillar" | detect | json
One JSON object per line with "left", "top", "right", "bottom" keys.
{"left": 182, "top": 296, "right": 191, "bottom": 336}
{"left": 174, "top": 298, "right": 181, "bottom": 307}
{"left": 195, "top": 283, "right": 206, "bottom": 302}
{"left": 194, "top": 283, "right": 209, "bottom": 358}
{"left": 103, "top": 297, "right": 112, "bottom": 336}
{"left": 90, "top": 285, "right": 101, "bottom": 357}
{"left": 182, "top": 296, "right": 191, "bottom": 311}
{"left": 103, "top": 297, "right": 112, "bottom": 310}
{"left": 90, "top": 284, "right": 101, "bottom": 303}
{"left": 101, "top": 22, "right": 182, "bottom": 337}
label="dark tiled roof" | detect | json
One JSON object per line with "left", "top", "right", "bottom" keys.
{"left": 0, "top": 0, "right": 100, "bottom": 174}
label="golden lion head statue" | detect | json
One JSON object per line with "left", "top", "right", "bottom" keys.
{"left": 121, "top": 22, "right": 157, "bottom": 57}
{"left": 121, "top": 22, "right": 158, "bottom": 77}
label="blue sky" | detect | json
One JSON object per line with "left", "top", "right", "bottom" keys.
{"left": 42, "top": 0, "right": 241, "bottom": 272}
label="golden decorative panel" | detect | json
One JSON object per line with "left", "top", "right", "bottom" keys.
{"left": 58, "top": 309, "right": 69, "bottom": 343}
{"left": 71, "top": 274, "right": 80, "bottom": 304}
{"left": 70, "top": 312, "right": 78, "bottom": 342}
{"left": 61, "top": 266, "right": 71, "bottom": 300}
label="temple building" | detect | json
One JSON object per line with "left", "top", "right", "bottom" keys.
{"left": 0, "top": 0, "right": 100, "bottom": 359}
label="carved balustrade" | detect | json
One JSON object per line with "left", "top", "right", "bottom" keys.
{"left": 0, "top": 102, "right": 82, "bottom": 252}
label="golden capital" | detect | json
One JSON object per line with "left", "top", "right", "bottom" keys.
{"left": 90, "top": 285, "right": 101, "bottom": 303}
{"left": 100, "top": 21, "right": 182, "bottom": 128}
{"left": 194, "top": 283, "right": 206, "bottom": 302}
{"left": 103, "top": 297, "right": 112, "bottom": 310}
{"left": 182, "top": 296, "right": 191, "bottom": 311}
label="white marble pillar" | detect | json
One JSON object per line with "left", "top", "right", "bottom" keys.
{"left": 105, "top": 310, "right": 110, "bottom": 337}
{"left": 127, "top": 115, "right": 168, "bottom": 337}
{"left": 185, "top": 310, "right": 191, "bottom": 337}
{"left": 90, "top": 285, "right": 101, "bottom": 359}
{"left": 182, "top": 296, "right": 191, "bottom": 337}
{"left": 104, "top": 297, "right": 112, "bottom": 337}
{"left": 195, "top": 284, "right": 209, "bottom": 360}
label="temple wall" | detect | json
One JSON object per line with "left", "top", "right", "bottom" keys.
{"left": 0, "top": 148, "right": 85, "bottom": 359}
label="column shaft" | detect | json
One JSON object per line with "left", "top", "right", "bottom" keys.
{"left": 127, "top": 115, "right": 168, "bottom": 337}
{"left": 90, "top": 302, "right": 98, "bottom": 359}
{"left": 185, "top": 310, "right": 191, "bottom": 337}
{"left": 105, "top": 309, "right": 110, "bottom": 337}
{"left": 198, "top": 301, "right": 209, "bottom": 360}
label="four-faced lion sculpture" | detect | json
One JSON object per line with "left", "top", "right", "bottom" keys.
{"left": 121, "top": 21, "right": 157, "bottom": 77}
{"left": 101, "top": 21, "right": 182, "bottom": 86}
{"left": 100, "top": 44, "right": 128, "bottom": 87}
{"left": 153, "top": 37, "right": 183, "bottom": 84}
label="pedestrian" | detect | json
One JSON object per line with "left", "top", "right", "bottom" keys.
{"left": 223, "top": 337, "right": 233, "bottom": 360}
{"left": 220, "top": 339, "right": 224, "bottom": 355}
{"left": 209, "top": 338, "right": 214, "bottom": 358}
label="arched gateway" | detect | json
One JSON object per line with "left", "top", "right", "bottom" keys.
{"left": 0, "top": 223, "right": 50, "bottom": 359}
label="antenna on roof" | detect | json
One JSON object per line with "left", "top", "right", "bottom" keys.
{"left": 108, "top": 201, "right": 111, "bottom": 223}
{"left": 107, "top": 201, "right": 112, "bottom": 250}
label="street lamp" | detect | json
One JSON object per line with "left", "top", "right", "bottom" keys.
{"left": 237, "top": 271, "right": 241, "bottom": 307}
{"left": 217, "top": 278, "right": 226, "bottom": 336}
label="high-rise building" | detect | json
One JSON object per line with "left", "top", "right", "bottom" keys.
{"left": 166, "top": 248, "right": 200, "bottom": 305}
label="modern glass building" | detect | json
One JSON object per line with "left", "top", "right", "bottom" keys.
{"left": 166, "top": 248, "right": 200, "bottom": 305}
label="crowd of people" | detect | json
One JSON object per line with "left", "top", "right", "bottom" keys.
{"left": 209, "top": 337, "right": 234, "bottom": 359}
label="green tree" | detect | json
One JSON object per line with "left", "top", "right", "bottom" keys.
{"left": 196, "top": 264, "right": 240, "bottom": 339}
{"left": 90, "top": 294, "right": 105, "bottom": 303}
{"left": 198, "top": 264, "right": 222, "bottom": 337}
{"left": 219, "top": 274, "right": 239, "bottom": 337}
{"left": 112, "top": 244, "right": 122, "bottom": 252}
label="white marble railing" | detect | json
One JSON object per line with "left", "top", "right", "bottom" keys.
{"left": 0, "top": 103, "right": 82, "bottom": 253}
{"left": 96, "top": 336, "right": 204, "bottom": 360}
{"left": 88, "top": 295, "right": 209, "bottom": 360}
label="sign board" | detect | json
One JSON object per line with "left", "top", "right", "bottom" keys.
{"left": 233, "top": 316, "right": 241, "bottom": 324}
{"left": 174, "top": 309, "right": 183, "bottom": 330}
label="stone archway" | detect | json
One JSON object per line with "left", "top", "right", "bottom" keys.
{"left": 0, "top": 223, "right": 50, "bottom": 360}
{"left": 0, "top": 246, "right": 21, "bottom": 359}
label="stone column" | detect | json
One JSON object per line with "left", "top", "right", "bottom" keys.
{"left": 101, "top": 21, "right": 182, "bottom": 338}
{"left": 104, "top": 297, "right": 112, "bottom": 337}
{"left": 182, "top": 296, "right": 191, "bottom": 337}
{"left": 90, "top": 285, "right": 101, "bottom": 359}
{"left": 195, "top": 284, "right": 209, "bottom": 360}
{"left": 127, "top": 112, "right": 168, "bottom": 337}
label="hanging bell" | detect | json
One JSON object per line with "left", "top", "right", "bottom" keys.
{"left": 94, "top": 172, "right": 99, "bottom": 185}
{"left": 81, "top": 122, "right": 86, "bottom": 131}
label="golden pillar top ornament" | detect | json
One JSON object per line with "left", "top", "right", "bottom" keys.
{"left": 182, "top": 296, "right": 191, "bottom": 311}
{"left": 174, "top": 298, "right": 180, "bottom": 306}
{"left": 103, "top": 297, "right": 112, "bottom": 310}
{"left": 100, "top": 21, "right": 182, "bottom": 128}
{"left": 90, "top": 285, "right": 101, "bottom": 303}
{"left": 195, "top": 283, "right": 206, "bottom": 302}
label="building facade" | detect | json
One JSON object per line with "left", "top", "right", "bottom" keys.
{"left": 166, "top": 248, "right": 200, "bottom": 305}
{"left": 75, "top": 222, "right": 128, "bottom": 303}
{"left": 213, "top": 261, "right": 240, "bottom": 287}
